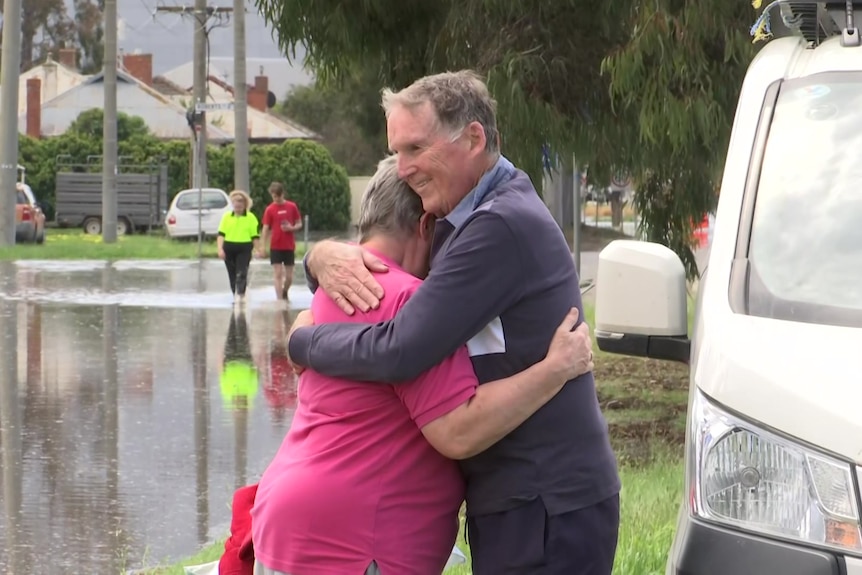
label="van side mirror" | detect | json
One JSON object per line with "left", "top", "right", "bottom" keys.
{"left": 594, "top": 240, "right": 690, "bottom": 363}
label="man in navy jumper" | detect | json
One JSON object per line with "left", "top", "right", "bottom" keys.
{"left": 288, "top": 70, "right": 620, "bottom": 574}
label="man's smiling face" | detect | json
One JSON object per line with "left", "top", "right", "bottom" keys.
{"left": 386, "top": 102, "right": 476, "bottom": 217}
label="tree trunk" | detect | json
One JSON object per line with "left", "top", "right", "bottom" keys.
{"left": 20, "top": 26, "right": 35, "bottom": 72}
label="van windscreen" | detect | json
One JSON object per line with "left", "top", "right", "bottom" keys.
{"left": 747, "top": 75, "right": 862, "bottom": 326}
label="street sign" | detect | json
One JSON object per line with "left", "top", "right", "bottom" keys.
{"left": 195, "top": 102, "right": 234, "bottom": 113}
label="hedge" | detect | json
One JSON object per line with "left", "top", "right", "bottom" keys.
{"left": 17, "top": 133, "right": 351, "bottom": 231}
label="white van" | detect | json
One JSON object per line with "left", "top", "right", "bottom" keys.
{"left": 594, "top": 3, "right": 862, "bottom": 573}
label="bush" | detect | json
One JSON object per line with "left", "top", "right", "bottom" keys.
{"left": 18, "top": 126, "right": 351, "bottom": 231}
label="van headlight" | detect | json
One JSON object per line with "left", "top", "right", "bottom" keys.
{"left": 691, "top": 391, "right": 862, "bottom": 553}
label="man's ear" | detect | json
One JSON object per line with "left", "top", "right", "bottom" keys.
{"left": 467, "top": 121, "right": 487, "bottom": 154}
{"left": 418, "top": 212, "right": 436, "bottom": 241}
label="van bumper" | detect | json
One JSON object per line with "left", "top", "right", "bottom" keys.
{"left": 667, "top": 510, "right": 843, "bottom": 575}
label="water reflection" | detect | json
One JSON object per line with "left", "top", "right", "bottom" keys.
{"left": 220, "top": 311, "right": 256, "bottom": 491}
{"left": 192, "top": 307, "right": 210, "bottom": 548}
{"left": 1, "top": 268, "right": 24, "bottom": 575}
{"left": 258, "top": 311, "right": 298, "bottom": 426}
{"left": 0, "top": 260, "right": 302, "bottom": 574}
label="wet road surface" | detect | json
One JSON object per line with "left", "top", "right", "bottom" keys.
{"left": 0, "top": 259, "right": 310, "bottom": 574}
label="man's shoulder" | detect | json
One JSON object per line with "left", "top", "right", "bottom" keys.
{"left": 472, "top": 171, "right": 553, "bottom": 228}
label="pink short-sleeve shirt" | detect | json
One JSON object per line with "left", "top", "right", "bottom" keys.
{"left": 252, "top": 252, "right": 478, "bottom": 575}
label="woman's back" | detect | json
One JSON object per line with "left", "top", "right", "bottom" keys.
{"left": 252, "top": 258, "right": 475, "bottom": 575}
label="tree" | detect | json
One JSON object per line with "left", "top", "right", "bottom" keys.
{"left": 0, "top": 0, "right": 75, "bottom": 71}
{"left": 19, "top": 133, "right": 351, "bottom": 229}
{"left": 73, "top": 0, "right": 104, "bottom": 73}
{"left": 280, "top": 64, "right": 388, "bottom": 175}
{"left": 601, "top": 2, "right": 758, "bottom": 275}
{"left": 209, "top": 140, "right": 352, "bottom": 230}
{"left": 68, "top": 108, "right": 151, "bottom": 141}
{"left": 255, "top": 0, "right": 760, "bottom": 277}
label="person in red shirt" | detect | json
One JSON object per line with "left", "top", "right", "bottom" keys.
{"left": 260, "top": 182, "right": 302, "bottom": 301}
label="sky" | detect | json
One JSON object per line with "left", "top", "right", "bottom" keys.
{"left": 115, "top": 0, "right": 307, "bottom": 75}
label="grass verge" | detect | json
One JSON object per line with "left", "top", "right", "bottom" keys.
{"left": 142, "top": 306, "right": 690, "bottom": 575}
{"left": 0, "top": 229, "right": 307, "bottom": 261}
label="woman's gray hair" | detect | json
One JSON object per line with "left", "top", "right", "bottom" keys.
{"left": 357, "top": 155, "right": 424, "bottom": 242}
{"left": 381, "top": 70, "right": 499, "bottom": 154}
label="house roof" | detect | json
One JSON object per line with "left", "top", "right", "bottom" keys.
{"left": 155, "top": 74, "right": 319, "bottom": 141}
{"left": 19, "top": 69, "right": 233, "bottom": 141}
{"left": 161, "top": 57, "right": 314, "bottom": 102}
{"left": 12, "top": 56, "right": 88, "bottom": 115}
{"left": 151, "top": 75, "right": 189, "bottom": 97}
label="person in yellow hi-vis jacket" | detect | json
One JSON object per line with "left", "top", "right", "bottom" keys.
{"left": 217, "top": 190, "right": 262, "bottom": 306}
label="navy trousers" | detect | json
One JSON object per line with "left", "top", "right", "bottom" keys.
{"left": 467, "top": 495, "right": 620, "bottom": 575}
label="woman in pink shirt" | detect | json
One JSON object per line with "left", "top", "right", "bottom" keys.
{"left": 251, "top": 156, "right": 594, "bottom": 575}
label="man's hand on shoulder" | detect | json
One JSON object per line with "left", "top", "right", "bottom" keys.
{"left": 542, "top": 308, "right": 594, "bottom": 382}
{"left": 307, "top": 240, "right": 389, "bottom": 315}
{"left": 287, "top": 310, "right": 315, "bottom": 375}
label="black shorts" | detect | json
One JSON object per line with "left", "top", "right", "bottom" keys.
{"left": 270, "top": 249, "right": 295, "bottom": 266}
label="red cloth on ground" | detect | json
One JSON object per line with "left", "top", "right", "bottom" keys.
{"left": 219, "top": 483, "right": 259, "bottom": 575}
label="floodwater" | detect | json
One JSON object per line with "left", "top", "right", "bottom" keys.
{"left": 0, "top": 259, "right": 312, "bottom": 575}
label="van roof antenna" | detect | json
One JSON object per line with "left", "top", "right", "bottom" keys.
{"left": 842, "top": 0, "right": 861, "bottom": 46}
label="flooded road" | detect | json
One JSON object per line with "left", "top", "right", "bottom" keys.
{"left": 0, "top": 260, "right": 311, "bottom": 575}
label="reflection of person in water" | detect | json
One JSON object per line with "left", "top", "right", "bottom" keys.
{"left": 260, "top": 310, "right": 298, "bottom": 423}
{"left": 219, "top": 310, "right": 260, "bottom": 410}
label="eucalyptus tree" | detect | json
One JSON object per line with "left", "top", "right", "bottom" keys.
{"left": 256, "top": 0, "right": 760, "bottom": 276}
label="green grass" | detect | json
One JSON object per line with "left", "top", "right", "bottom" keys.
{"left": 443, "top": 455, "right": 683, "bottom": 575}
{"left": 0, "top": 229, "right": 307, "bottom": 261}
{"left": 147, "top": 454, "right": 684, "bottom": 575}
{"left": 137, "top": 541, "right": 226, "bottom": 575}
{"left": 141, "top": 304, "right": 691, "bottom": 575}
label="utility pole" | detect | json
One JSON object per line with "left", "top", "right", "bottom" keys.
{"left": 233, "top": 0, "right": 249, "bottom": 193}
{"left": 561, "top": 154, "right": 579, "bottom": 276}
{"left": 102, "top": 0, "right": 119, "bottom": 243}
{"left": 571, "top": 156, "right": 581, "bottom": 277}
{"left": 0, "top": 0, "right": 23, "bottom": 246}
{"left": 192, "top": 0, "right": 209, "bottom": 187}
{"left": 156, "top": 5, "right": 232, "bottom": 189}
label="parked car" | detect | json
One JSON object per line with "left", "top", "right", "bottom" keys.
{"left": 16, "top": 183, "right": 45, "bottom": 244}
{"left": 165, "top": 188, "right": 231, "bottom": 239}
{"left": 594, "top": 5, "right": 862, "bottom": 574}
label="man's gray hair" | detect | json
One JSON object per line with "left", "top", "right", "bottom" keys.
{"left": 357, "top": 155, "right": 424, "bottom": 242}
{"left": 381, "top": 70, "right": 500, "bottom": 154}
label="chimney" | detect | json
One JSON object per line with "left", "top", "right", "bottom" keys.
{"left": 254, "top": 74, "right": 268, "bottom": 98}
{"left": 122, "top": 53, "right": 153, "bottom": 86}
{"left": 58, "top": 48, "right": 77, "bottom": 70}
{"left": 247, "top": 71, "right": 269, "bottom": 112}
{"left": 26, "top": 78, "right": 41, "bottom": 139}
{"left": 248, "top": 87, "right": 267, "bottom": 112}
{"left": 43, "top": 55, "right": 58, "bottom": 100}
